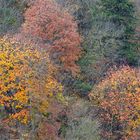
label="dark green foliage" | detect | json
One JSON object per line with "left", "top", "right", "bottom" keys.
{"left": 101, "top": 0, "right": 135, "bottom": 26}
{"left": 74, "top": 1, "right": 123, "bottom": 95}
{"left": 100, "top": 0, "right": 139, "bottom": 65}
{"left": 73, "top": 80, "right": 92, "bottom": 96}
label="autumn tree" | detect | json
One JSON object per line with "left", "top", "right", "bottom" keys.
{"left": 0, "top": 38, "right": 31, "bottom": 124}
{"left": 0, "top": 37, "right": 65, "bottom": 139}
{"left": 90, "top": 66, "right": 140, "bottom": 139}
{"left": 16, "top": 0, "right": 81, "bottom": 76}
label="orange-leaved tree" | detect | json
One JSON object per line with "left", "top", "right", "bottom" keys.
{"left": 16, "top": 0, "right": 81, "bottom": 76}
{"left": 89, "top": 66, "right": 140, "bottom": 139}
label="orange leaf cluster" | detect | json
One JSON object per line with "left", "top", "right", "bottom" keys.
{"left": 90, "top": 66, "right": 140, "bottom": 139}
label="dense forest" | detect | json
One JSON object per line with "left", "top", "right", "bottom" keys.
{"left": 0, "top": 0, "right": 140, "bottom": 139}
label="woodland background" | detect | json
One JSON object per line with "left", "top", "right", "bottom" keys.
{"left": 0, "top": 0, "right": 140, "bottom": 139}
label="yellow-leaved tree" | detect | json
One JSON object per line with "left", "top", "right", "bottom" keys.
{"left": 0, "top": 38, "right": 64, "bottom": 129}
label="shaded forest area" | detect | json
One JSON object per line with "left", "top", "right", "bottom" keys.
{"left": 0, "top": 0, "right": 140, "bottom": 139}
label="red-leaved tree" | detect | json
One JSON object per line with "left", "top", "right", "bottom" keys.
{"left": 16, "top": 0, "right": 81, "bottom": 75}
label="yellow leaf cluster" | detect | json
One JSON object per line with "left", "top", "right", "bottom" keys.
{"left": 0, "top": 38, "right": 64, "bottom": 125}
